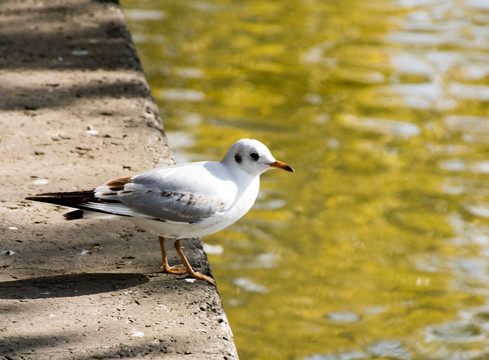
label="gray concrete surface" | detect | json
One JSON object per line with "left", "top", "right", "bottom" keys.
{"left": 0, "top": 0, "right": 238, "bottom": 358}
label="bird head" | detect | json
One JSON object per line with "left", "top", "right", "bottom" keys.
{"left": 223, "top": 138, "right": 294, "bottom": 176}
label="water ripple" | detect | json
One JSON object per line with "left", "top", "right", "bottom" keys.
{"left": 341, "top": 114, "right": 421, "bottom": 138}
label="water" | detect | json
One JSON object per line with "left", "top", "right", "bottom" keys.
{"left": 120, "top": 0, "right": 489, "bottom": 358}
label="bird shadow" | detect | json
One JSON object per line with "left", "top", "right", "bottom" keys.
{"left": 0, "top": 272, "right": 149, "bottom": 299}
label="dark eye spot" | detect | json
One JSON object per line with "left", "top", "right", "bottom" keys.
{"left": 235, "top": 154, "right": 242, "bottom": 163}
{"left": 250, "top": 152, "right": 259, "bottom": 161}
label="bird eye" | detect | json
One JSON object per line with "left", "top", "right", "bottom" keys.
{"left": 250, "top": 152, "right": 259, "bottom": 161}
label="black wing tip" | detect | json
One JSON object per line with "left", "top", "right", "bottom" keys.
{"left": 26, "top": 190, "right": 95, "bottom": 197}
{"left": 25, "top": 195, "right": 62, "bottom": 204}
{"left": 26, "top": 195, "right": 87, "bottom": 221}
{"left": 25, "top": 190, "right": 96, "bottom": 208}
{"left": 25, "top": 190, "right": 128, "bottom": 219}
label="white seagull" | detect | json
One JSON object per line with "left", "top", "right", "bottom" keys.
{"left": 26, "top": 139, "right": 294, "bottom": 285}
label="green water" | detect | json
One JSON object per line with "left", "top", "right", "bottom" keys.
{"left": 121, "top": 0, "right": 489, "bottom": 358}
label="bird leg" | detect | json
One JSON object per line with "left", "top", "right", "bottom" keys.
{"left": 159, "top": 236, "right": 186, "bottom": 274}
{"left": 174, "top": 239, "right": 216, "bottom": 285}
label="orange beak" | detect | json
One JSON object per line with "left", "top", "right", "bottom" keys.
{"left": 269, "top": 160, "right": 294, "bottom": 172}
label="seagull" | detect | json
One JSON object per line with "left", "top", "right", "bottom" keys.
{"left": 26, "top": 138, "right": 294, "bottom": 285}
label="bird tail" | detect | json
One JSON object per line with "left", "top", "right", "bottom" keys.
{"left": 26, "top": 191, "right": 96, "bottom": 220}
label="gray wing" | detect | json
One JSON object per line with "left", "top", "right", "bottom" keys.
{"left": 94, "top": 162, "right": 234, "bottom": 223}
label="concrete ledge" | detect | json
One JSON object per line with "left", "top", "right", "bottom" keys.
{"left": 0, "top": 0, "right": 238, "bottom": 358}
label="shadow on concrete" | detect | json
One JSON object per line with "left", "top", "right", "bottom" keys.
{"left": 0, "top": 79, "right": 151, "bottom": 111}
{"left": 0, "top": 272, "right": 149, "bottom": 299}
{"left": 0, "top": 334, "right": 72, "bottom": 355}
{"left": 75, "top": 338, "right": 196, "bottom": 359}
{"left": 0, "top": 333, "right": 204, "bottom": 359}
{"left": 0, "top": 0, "right": 149, "bottom": 111}
{"left": 0, "top": 1, "right": 140, "bottom": 72}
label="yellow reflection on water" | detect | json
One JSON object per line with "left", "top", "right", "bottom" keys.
{"left": 122, "top": 0, "right": 489, "bottom": 358}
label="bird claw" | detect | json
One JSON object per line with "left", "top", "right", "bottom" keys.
{"left": 161, "top": 263, "right": 187, "bottom": 275}
{"left": 159, "top": 237, "right": 215, "bottom": 285}
{"left": 161, "top": 264, "right": 215, "bottom": 285}
{"left": 188, "top": 271, "right": 215, "bottom": 285}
